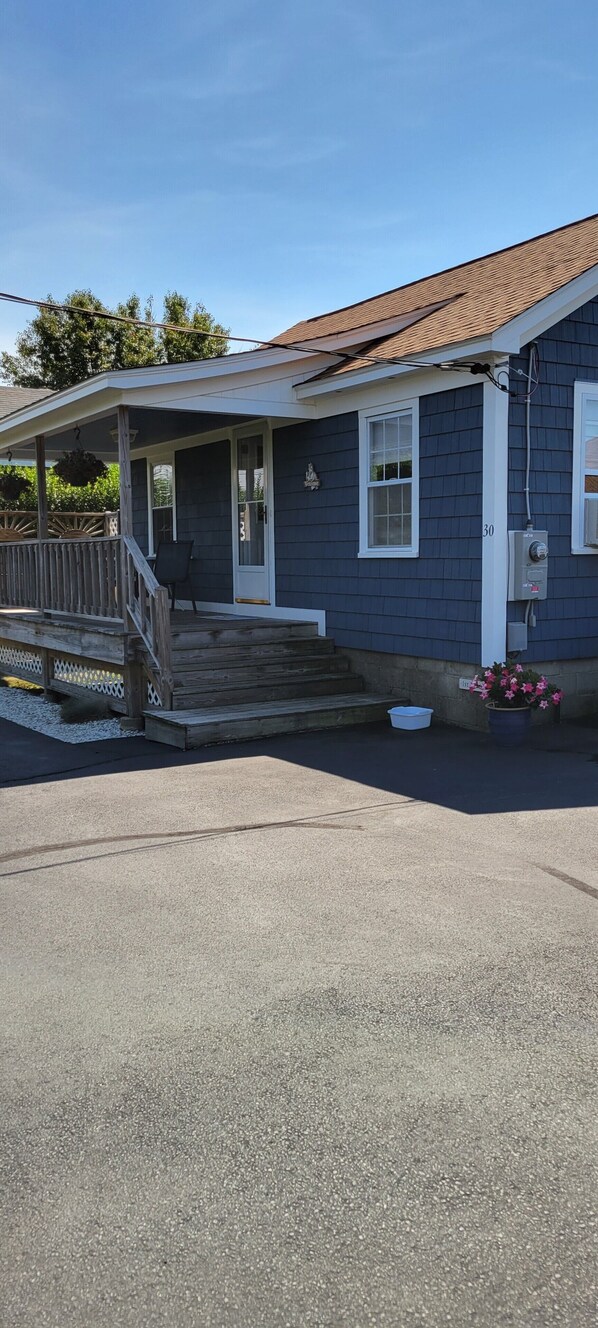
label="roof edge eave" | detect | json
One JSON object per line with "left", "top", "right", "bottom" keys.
{"left": 0, "top": 345, "right": 322, "bottom": 446}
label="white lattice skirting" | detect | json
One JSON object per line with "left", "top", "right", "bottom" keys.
{"left": 146, "top": 679, "right": 162, "bottom": 707}
{"left": 1, "top": 641, "right": 163, "bottom": 708}
{"left": 0, "top": 643, "right": 43, "bottom": 676}
{"left": 51, "top": 659, "right": 125, "bottom": 699}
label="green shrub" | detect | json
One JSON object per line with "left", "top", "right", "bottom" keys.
{"left": 0, "top": 463, "right": 120, "bottom": 512}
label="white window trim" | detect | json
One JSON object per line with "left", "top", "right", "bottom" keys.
{"left": 358, "top": 398, "right": 419, "bottom": 558}
{"left": 147, "top": 452, "right": 177, "bottom": 556}
{"left": 572, "top": 381, "right": 598, "bottom": 555}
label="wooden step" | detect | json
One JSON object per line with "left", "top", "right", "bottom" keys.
{"left": 172, "top": 672, "right": 362, "bottom": 709}
{"left": 171, "top": 637, "right": 335, "bottom": 667}
{"left": 170, "top": 620, "right": 319, "bottom": 648}
{"left": 144, "top": 694, "right": 400, "bottom": 749}
{"left": 173, "top": 653, "right": 349, "bottom": 684}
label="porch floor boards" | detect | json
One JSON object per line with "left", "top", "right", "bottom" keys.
{"left": 0, "top": 607, "right": 126, "bottom": 632}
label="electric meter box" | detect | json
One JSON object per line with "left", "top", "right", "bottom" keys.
{"left": 508, "top": 530, "right": 549, "bottom": 601}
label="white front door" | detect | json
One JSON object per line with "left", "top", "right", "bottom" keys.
{"left": 232, "top": 429, "right": 273, "bottom": 605}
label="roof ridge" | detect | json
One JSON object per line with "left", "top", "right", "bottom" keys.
{"left": 292, "top": 212, "right": 598, "bottom": 330}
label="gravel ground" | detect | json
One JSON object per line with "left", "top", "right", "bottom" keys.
{"left": 0, "top": 685, "right": 134, "bottom": 743}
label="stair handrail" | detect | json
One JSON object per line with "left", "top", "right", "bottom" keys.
{"left": 123, "top": 535, "right": 173, "bottom": 706}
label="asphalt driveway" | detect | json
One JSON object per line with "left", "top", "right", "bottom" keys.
{"left": 1, "top": 718, "right": 596, "bottom": 1326}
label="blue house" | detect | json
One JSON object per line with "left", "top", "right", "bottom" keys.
{"left": 0, "top": 213, "right": 597, "bottom": 744}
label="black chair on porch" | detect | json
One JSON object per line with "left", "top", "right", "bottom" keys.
{"left": 149, "top": 540, "right": 197, "bottom": 612}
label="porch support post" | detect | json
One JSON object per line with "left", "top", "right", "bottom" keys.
{"left": 123, "top": 656, "right": 144, "bottom": 724}
{"left": 117, "top": 403, "right": 132, "bottom": 624}
{"left": 117, "top": 405, "right": 132, "bottom": 539}
{"left": 35, "top": 434, "right": 49, "bottom": 624}
{"left": 117, "top": 404, "right": 142, "bottom": 719}
{"left": 35, "top": 434, "right": 48, "bottom": 538}
{"left": 39, "top": 647, "right": 52, "bottom": 694}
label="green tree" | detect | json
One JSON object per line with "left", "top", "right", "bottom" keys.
{"left": 160, "top": 291, "right": 228, "bottom": 363}
{"left": 0, "top": 290, "right": 229, "bottom": 390}
{"left": 110, "top": 294, "right": 157, "bottom": 370}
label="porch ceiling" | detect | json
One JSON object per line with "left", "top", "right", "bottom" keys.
{"left": 1, "top": 406, "right": 257, "bottom": 463}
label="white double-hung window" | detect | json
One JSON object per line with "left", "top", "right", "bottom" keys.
{"left": 572, "top": 383, "right": 598, "bottom": 552}
{"left": 359, "top": 399, "right": 419, "bottom": 557}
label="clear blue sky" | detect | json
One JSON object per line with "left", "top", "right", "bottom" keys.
{"left": 1, "top": 0, "right": 597, "bottom": 355}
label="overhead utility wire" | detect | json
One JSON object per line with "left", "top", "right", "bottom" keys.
{"left": 0, "top": 289, "right": 495, "bottom": 380}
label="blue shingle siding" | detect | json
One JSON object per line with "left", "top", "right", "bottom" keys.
{"left": 175, "top": 440, "right": 233, "bottom": 603}
{"left": 508, "top": 296, "right": 598, "bottom": 662}
{"left": 131, "top": 459, "right": 148, "bottom": 555}
{"left": 273, "top": 385, "right": 483, "bottom": 664}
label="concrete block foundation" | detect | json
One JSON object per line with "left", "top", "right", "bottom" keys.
{"left": 343, "top": 649, "right": 598, "bottom": 730}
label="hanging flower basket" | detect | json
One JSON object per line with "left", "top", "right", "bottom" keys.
{"left": 53, "top": 449, "right": 107, "bottom": 488}
{"left": 0, "top": 468, "right": 33, "bottom": 503}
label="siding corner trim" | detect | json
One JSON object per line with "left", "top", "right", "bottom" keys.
{"left": 481, "top": 379, "right": 509, "bottom": 665}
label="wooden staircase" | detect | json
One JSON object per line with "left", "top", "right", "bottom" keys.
{"left": 143, "top": 615, "right": 400, "bottom": 748}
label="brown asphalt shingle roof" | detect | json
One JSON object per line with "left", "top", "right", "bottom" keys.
{"left": 276, "top": 213, "right": 598, "bottom": 376}
{"left": 0, "top": 385, "right": 53, "bottom": 419}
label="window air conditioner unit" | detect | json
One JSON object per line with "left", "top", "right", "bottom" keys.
{"left": 584, "top": 498, "right": 598, "bottom": 547}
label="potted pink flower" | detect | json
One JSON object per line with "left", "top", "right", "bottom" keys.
{"left": 469, "top": 662, "right": 563, "bottom": 746}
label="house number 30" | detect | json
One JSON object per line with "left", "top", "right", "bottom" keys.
{"left": 483, "top": 523, "right": 495, "bottom": 536}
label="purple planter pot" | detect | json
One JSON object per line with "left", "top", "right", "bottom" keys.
{"left": 487, "top": 705, "right": 532, "bottom": 747}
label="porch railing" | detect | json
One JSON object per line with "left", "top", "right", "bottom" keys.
{"left": 123, "top": 535, "right": 173, "bottom": 707}
{"left": 0, "top": 537, "right": 123, "bottom": 619}
{"left": 0, "top": 510, "right": 119, "bottom": 541}
{"left": 0, "top": 533, "right": 174, "bottom": 710}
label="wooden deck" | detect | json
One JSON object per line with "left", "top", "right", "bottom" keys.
{"left": 0, "top": 604, "right": 404, "bottom": 746}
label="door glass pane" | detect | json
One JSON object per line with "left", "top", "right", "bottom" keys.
{"left": 151, "top": 463, "right": 174, "bottom": 549}
{"left": 584, "top": 398, "right": 598, "bottom": 429}
{"left": 237, "top": 436, "right": 265, "bottom": 566}
{"left": 152, "top": 506, "right": 174, "bottom": 548}
{"left": 584, "top": 434, "right": 598, "bottom": 469}
{"left": 152, "top": 464, "right": 173, "bottom": 508}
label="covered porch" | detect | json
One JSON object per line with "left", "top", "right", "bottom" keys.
{"left": 0, "top": 347, "right": 322, "bottom": 727}
{"left": 0, "top": 393, "right": 277, "bottom": 717}
{"left": 0, "top": 362, "right": 397, "bottom": 743}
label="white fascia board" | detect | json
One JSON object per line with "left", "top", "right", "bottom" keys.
{"left": 311, "top": 367, "right": 483, "bottom": 418}
{"left": 129, "top": 391, "right": 316, "bottom": 419}
{"left": 0, "top": 350, "right": 325, "bottom": 448}
{"left": 120, "top": 355, "right": 326, "bottom": 416}
{"left": 102, "top": 345, "right": 315, "bottom": 390}
{"left": 0, "top": 381, "right": 118, "bottom": 441}
{"left": 0, "top": 392, "right": 122, "bottom": 452}
{"left": 129, "top": 360, "right": 327, "bottom": 400}
{"left": 491, "top": 263, "right": 598, "bottom": 352}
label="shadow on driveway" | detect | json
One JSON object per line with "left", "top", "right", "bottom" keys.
{"left": 1, "top": 713, "right": 597, "bottom": 817}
